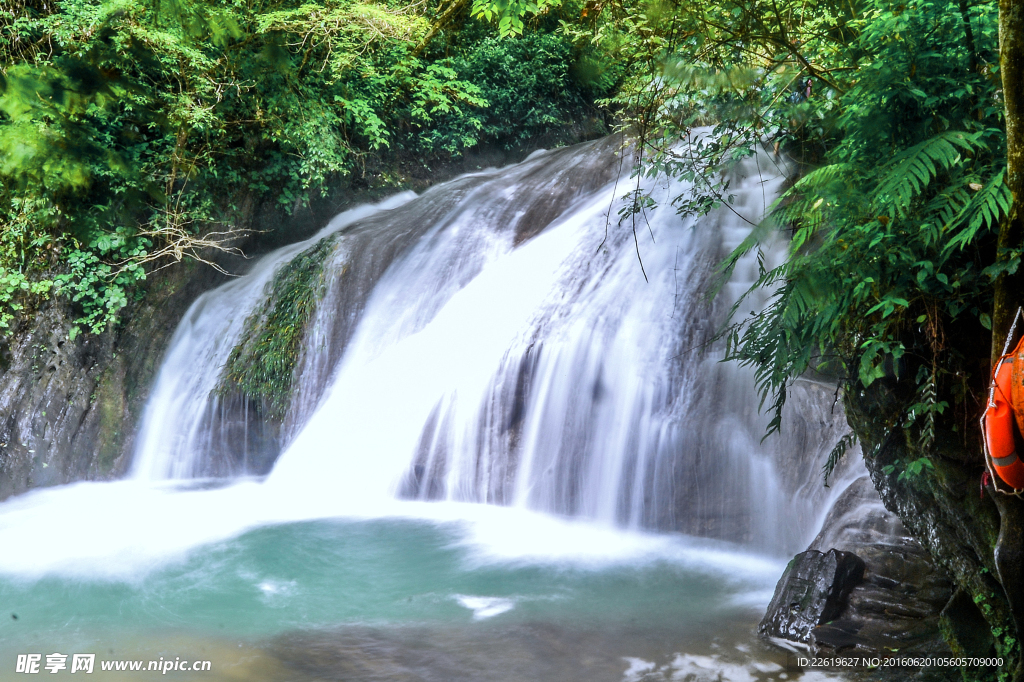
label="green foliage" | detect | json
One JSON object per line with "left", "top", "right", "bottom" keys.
{"left": 471, "top": 0, "right": 561, "bottom": 37}
{"left": 881, "top": 456, "right": 934, "bottom": 482}
{"left": 674, "top": 0, "right": 1006, "bottom": 459}
{"left": 874, "top": 132, "right": 987, "bottom": 218}
{"left": 1, "top": 0, "right": 600, "bottom": 336}
{"left": 974, "top": 592, "right": 1021, "bottom": 678}
{"left": 56, "top": 237, "right": 150, "bottom": 338}
{"left": 444, "top": 32, "right": 600, "bottom": 147}
{"left": 217, "top": 236, "right": 334, "bottom": 420}
{"left": 823, "top": 431, "right": 856, "bottom": 487}
{"left": 0, "top": 268, "right": 53, "bottom": 331}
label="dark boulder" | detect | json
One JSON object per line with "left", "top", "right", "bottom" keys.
{"left": 759, "top": 548, "right": 865, "bottom": 642}
{"left": 808, "top": 477, "right": 955, "bottom": 658}
{"left": 761, "top": 475, "right": 956, "bottom": 663}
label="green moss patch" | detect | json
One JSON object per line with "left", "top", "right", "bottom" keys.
{"left": 216, "top": 237, "right": 336, "bottom": 421}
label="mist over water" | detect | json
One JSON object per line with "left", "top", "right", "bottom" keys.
{"left": 0, "top": 136, "right": 857, "bottom": 682}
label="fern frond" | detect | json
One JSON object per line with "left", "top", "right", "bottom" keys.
{"left": 823, "top": 431, "right": 857, "bottom": 487}
{"left": 927, "top": 183, "right": 971, "bottom": 228}
{"left": 873, "top": 131, "right": 985, "bottom": 218}
{"left": 943, "top": 169, "right": 1012, "bottom": 253}
{"left": 790, "top": 163, "right": 855, "bottom": 192}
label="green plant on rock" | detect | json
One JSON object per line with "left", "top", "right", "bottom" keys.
{"left": 881, "top": 456, "right": 935, "bottom": 482}
{"left": 216, "top": 236, "right": 335, "bottom": 421}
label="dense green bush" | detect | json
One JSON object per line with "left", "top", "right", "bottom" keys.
{"left": 715, "top": 0, "right": 1005, "bottom": 461}
{"left": 0, "top": 0, "right": 610, "bottom": 336}
{"left": 449, "top": 33, "right": 591, "bottom": 146}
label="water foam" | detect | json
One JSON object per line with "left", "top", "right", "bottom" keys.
{"left": 0, "top": 475, "right": 783, "bottom": 589}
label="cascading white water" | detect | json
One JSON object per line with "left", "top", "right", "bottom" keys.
{"left": 131, "top": 193, "right": 418, "bottom": 480}
{"left": 131, "top": 134, "right": 856, "bottom": 555}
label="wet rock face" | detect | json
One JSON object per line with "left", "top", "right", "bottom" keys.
{"left": 808, "top": 476, "right": 954, "bottom": 657}
{"left": 0, "top": 261, "right": 230, "bottom": 500}
{"left": 845, "top": 379, "right": 1013, "bottom": 671}
{"left": 761, "top": 475, "right": 955, "bottom": 659}
{"left": 759, "top": 548, "right": 865, "bottom": 642}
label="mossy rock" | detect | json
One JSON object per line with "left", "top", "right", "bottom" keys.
{"left": 216, "top": 235, "right": 337, "bottom": 422}
{"left": 846, "top": 379, "right": 1016, "bottom": 680}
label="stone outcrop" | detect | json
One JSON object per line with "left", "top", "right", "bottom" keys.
{"left": 759, "top": 548, "right": 865, "bottom": 642}
{"left": 809, "top": 476, "right": 954, "bottom": 657}
{"left": 0, "top": 260, "right": 229, "bottom": 499}
{"left": 762, "top": 475, "right": 955, "bottom": 660}
{"left": 846, "top": 378, "right": 1012, "bottom": 674}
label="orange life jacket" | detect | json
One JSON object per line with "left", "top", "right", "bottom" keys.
{"left": 984, "top": 335, "right": 1024, "bottom": 489}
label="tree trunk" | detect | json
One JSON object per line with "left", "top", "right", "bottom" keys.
{"left": 959, "top": 0, "right": 978, "bottom": 75}
{"left": 411, "top": 0, "right": 471, "bottom": 57}
{"left": 992, "top": 0, "right": 1024, "bottom": 367}
{"left": 990, "top": 2, "right": 1024, "bottom": 679}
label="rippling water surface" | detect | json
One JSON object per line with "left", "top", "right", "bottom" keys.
{"left": 0, "top": 489, "right": 815, "bottom": 681}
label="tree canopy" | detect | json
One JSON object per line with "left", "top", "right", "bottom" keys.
{"left": 0, "top": 0, "right": 611, "bottom": 336}
{"left": 496, "top": 0, "right": 1005, "bottom": 482}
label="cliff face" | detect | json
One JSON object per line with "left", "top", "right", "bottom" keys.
{"left": 845, "top": 379, "right": 1013, "bottom": 676}
{"left": 0, "top": 260, "right": 226, "bottom": 499}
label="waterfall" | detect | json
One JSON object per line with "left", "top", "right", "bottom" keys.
{"left": 130, "top": 192, "right": 418, "bottom": 480}
{"left": 131, "top": 134, "right": 856, "bottom": 556}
